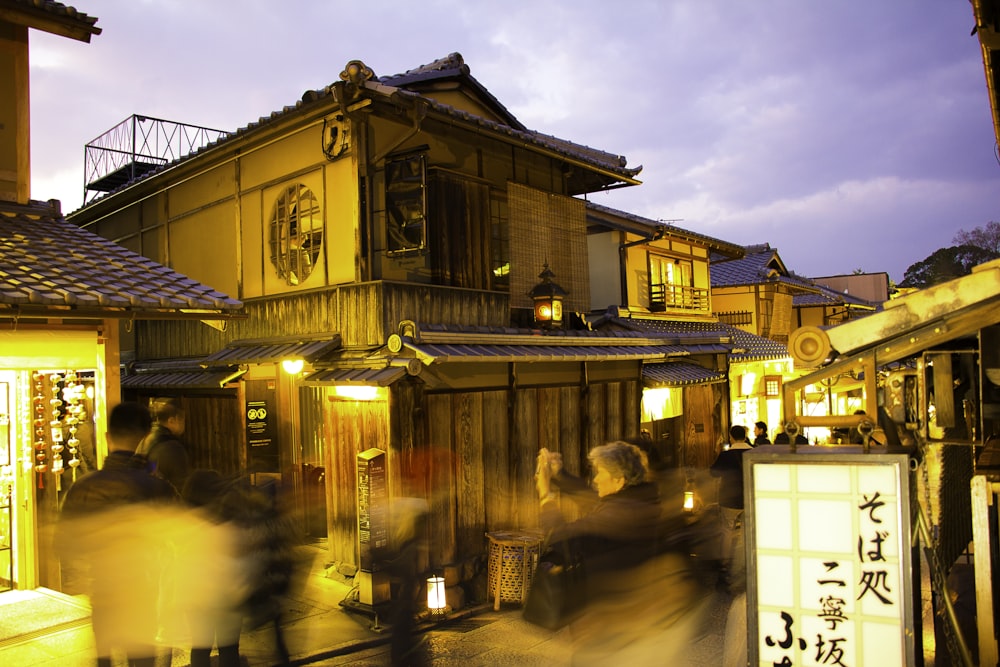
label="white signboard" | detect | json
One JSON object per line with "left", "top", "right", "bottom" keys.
{"left": 745, "top": 449, "right": 915, "bottom": 667}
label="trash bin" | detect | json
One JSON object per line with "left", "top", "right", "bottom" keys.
{"left": 486, "top": 529, "right": 543, "bottom": 611}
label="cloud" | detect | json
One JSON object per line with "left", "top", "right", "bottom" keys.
{"left": 25, "top": 0, "right": 999, "bottom": 286}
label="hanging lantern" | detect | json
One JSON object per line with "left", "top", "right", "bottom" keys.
{"left": 528, "top": 262, "right": 568, "bottom": 330}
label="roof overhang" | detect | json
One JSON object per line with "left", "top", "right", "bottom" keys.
{"left": 301, "top": 366, "right": 407, "bottom": 387}
{"left": 643, "top": 361, "right": 727, "bottom": 388}
{"left": 973, "top": 0, "right": 1000, "bottom": 147}
{"left": 0, "top": 2, "right": 102, "bottom": 42}
{"left": 200, "top": 334, "right": 342, "bottom": 367}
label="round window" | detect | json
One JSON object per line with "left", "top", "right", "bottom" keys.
{"left": 269, "top": 184, "right": 322, "bottom": 285}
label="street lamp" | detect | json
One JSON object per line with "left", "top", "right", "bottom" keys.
{"left": 529, "top": 262, "right": 567, "bottom": 329}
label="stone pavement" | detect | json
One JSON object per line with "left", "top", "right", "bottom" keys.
{"left": 0, "top": 542, "right": 734, "bottom": 666}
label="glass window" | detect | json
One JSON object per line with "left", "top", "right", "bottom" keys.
{"left": 269, "top": 184, "right": 322, "bottom": 286}
{"left": 385, "top": 155, "right": 426, "bottom": 255}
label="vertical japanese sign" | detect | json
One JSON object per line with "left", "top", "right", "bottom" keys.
{"left": 745, "top": 450, "right": 914, "bottom": 667}
{"left": 357, "top": 447, "right": 388, "bottom": 572}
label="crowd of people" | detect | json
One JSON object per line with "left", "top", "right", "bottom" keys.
{"left": 527, "top": 422, "right": 800, "bottom": 667}
{"left": 59, "top": 400, "right": 300, "bottom": 667}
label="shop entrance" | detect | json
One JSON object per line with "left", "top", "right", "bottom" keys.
{"left": 0, "top": 379, "right": 13, "bottom": 592}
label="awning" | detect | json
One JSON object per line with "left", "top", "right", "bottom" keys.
{"left": 201, "top": 334, "right": 342, "bottom": 367}
{"left": 122, "top": 367, "right": 245, "bottom": 390}
{"left": 643, "top": 361, "right": 727, "bottom": 387}
{"left": 403, "top": 342, "right": 726, "bottom": 364}
{"left": 301, "top": 367, "right": 406, "bottom": 386}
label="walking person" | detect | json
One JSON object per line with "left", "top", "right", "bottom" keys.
{"left": 710, "top": 424, "right": 753, "bottom": 592}
{"left": 59, "top": 402, "right": 177, "bottom": 667}
{"left": 177, "top": 469, "right": 253, "bottom": 667}
{"left": 140, "top": 398, "right": 192, "bottom": 494}
{"left": 533, "top": 442, "right": 711, "bottom": 666}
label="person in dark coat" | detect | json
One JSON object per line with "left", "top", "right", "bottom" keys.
{"left": 753, "top": 421, "right": 771, "bottom": 445}
{"left": 535, "top": 441, "right": 711, "bottom": 666}
{"left": 179, "top": 470, "right": 251, "bottom": 667}
{"left": 140, "top": 397, "right": 192, "bottom": 494}
{"left": 710, "top": 424, "right": 753, "bottom": 593}
{"left": 60, "top": 402, "right": 177, "bottom": 667}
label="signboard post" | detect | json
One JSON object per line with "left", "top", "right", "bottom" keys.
{"left": 744, "top": 447, "right": 915, "bottom": 666}
{"left": 356, "top": 447, "right": 389, "bottom": 607}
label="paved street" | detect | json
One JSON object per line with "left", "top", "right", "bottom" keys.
{"left": 0, "top": 540, "right": 946, "bottom": 666}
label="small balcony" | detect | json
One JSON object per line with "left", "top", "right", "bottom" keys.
{"left": 649, "top": 283, "right": 710, "bottom": 313}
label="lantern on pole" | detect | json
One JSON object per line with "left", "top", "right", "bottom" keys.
{"left": 529, "top": 263, "right": 567, "bottom": 329}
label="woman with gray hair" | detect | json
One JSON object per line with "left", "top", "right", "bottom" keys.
{"left": 535, "top": 441, "right": 659, "bottom": 572}
{"left": 533, "top": 441, "right": 712, "bottom": 666}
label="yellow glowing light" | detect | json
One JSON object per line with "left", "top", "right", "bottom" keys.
{"left": 333, "top": 385, "right": 380, "bottom": 401}
{"left": 427, "top": 576, "right": 447, "bottom": 614}
{"left": 281, "top": 358, "right": 304, "bottom": 374}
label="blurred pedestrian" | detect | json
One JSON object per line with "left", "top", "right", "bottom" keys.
{"left": 227, "top": 478, "right": 301, "bottom": 666}
{"left": 753, "top": 421, "right": 770, "bottom": 445}
{"left": 59, "top": 401, "right": 177, "bottom": 667}
{"left": 177, "top": 470, "right": 253, "bottom": 667}
{"left": 710, "top": 425, "right": 752, "bottom": 593}
{"left": 535, "top": 442, "right": 711, "bottom": 666}
{"left": 140, "top": 397, "right": 192, "bottom": 494}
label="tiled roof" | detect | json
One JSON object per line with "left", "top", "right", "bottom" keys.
{"left": 585, "top": 202, "right": 745, "bottom": 257}
{"left": 599, "top": 316, "right": 789, "bottom": 362}
{"left": 302, "top": 367, "right": 406, "bottom": 386}
{"left": 200, "top": 333, "right": 341, "bottom": 366}
{"left": 4, "top": 0, "right": 102, "bottom": 42}
{"left": 793, "top": 282, "right": 879, "bottom": 309}
{"left": 74, "top": 55, "right": 639, "bottom": 209}
{"left": 377, "top": 52, "right": 526, "bottom": 131}
{"left": 0, "top": 200, "right": 242, "bottom": 316}
{"left": 122, "top": 368, "right": 245, "bottom": 390}
{"left": 723, "top": 325, "right": 790, "bottom": 362}
{"left": 710, "top": 246, "right": 784, "bottom": 287}
{"left": 404, "top": 341, "right": 700, "bottom": 363}
{"left": 643, "top": 361, "right": 727, "bottom": 387}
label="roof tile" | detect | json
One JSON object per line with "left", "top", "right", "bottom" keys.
{"left": 0, "top": 201, "right": 242, "bottom": 315}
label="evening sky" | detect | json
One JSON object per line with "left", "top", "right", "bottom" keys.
{"left": 26, "top": 0, "right": 1000, "bottom": 283}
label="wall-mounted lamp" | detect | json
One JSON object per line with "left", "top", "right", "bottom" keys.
{"left": 427, "top": 575, "right": 447, "bottom": 615}
{"left": 281, "top": 358, "right": 305, "bottom": 375}
{"left": 529, "top": 262, "right": 567, "bottom": 329}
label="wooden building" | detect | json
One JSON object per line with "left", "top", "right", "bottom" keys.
{"left": 69, "top": 53, "right": 735, "bottom": 596}
{"left": 0, "top": 1, "right": 241, "bottom": 598}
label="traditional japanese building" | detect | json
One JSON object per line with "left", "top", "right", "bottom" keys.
{"left": 69, "top": 53, "right": 716, "bottom": 595}
{"left": 0, "top": 0, "right": 242, "bottom": 596}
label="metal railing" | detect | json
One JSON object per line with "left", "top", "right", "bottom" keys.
{"left": 83, "top": 114, "right": 229, "bottom": 204}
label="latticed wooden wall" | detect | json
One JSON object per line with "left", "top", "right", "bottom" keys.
{"left": 508, "top": 182, "right": 590, "bottom": 313}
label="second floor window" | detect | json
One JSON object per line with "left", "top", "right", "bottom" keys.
{"left": 385, "top": 154, "right": 426, "bottom": 255}
{"left": 649, "top": 255, "right": 695, "bottom": 310}
{"left": 270, "top": 183, "right": 322, "bottom": 286}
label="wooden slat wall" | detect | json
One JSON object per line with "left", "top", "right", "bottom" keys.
{"left": 321, "top": 376, "right": 643, "bottom": 573}
{"left": 323, "top": 395, "right": 390, "bottom": 565}
{"left": 136, "top": 281, "right": 511, "bottom": 358}
{"left": 482, "top": 390, "right": 510, "bottom": 531}
{"left": 454, "top": 392, "right": 485, "bottom": 561}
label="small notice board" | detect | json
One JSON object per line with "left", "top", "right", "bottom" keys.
{"left": 744, "top": 447, "right": 915, "bottom": 666}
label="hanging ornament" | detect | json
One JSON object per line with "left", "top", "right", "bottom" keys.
{"left": 32, "top": 373, "right": 48, "bottom": 488}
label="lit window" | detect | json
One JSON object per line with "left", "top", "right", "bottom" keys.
{"left": 270, "top": 184, "right": 322, "bottom": 285}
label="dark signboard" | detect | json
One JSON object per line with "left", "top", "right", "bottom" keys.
{"left": 357, "top": 448, "right": 388, "bottom": 572}
{"left": 245, "top": 398, "right": 278, "bottom": 472}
